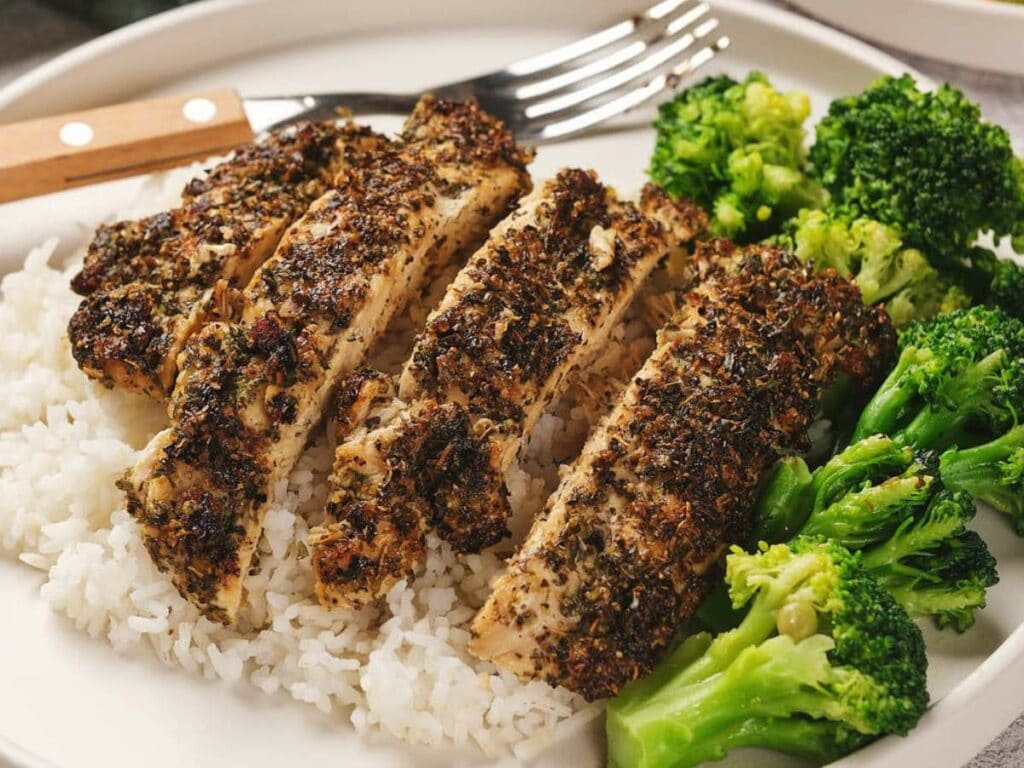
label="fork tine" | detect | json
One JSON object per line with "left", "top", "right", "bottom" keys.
{"left": 523, "top": 15, "right": 722, "bottom": 120}
{"left": 524, "top": 35, "right": 729, "bottom": 143}
{"left": 498, "top": 0, "right": 691, "bottom": 80}
{"left": 513, "top": 1, "right": 710, "bottom": 102}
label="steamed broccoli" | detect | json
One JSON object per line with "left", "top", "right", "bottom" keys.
{"left": 988, "top": 259, "right": 1024, "bottom": 319}
{"left": 751, "top": 456, "right": 814, "bottom": 544}
{"left": 941, "top": 425, "right": 1024, "bottom": 534}
{"left": 809, "top": 74, "right": 1024, "bottom": 273}
{"left": 750, "top": 435, "right": 998, "bottom": 631}
{"left": 649, "top": 73, "right": 823, "bottom": 241}
{"left": 799, "top": 446, "right": 936, "bottom": 549}
{"left": 698, "top": 438, "right": 915, "bottom": 632}
{"left": 650, "top": 71, "right": 1024, "bottom": 323}
{"left": 606, "top": 539, "right": 929, "bottom": 768}
{"left": 863, "top": 511, "right": 997, "bottom": 634}
{"left": 786, "top": 210, "right": 971, "bottom": 326}
{"left": 851, "top": 306, "right": 1024, "bottom": 451}
{"left": 961, "top": 247, "right": 1024, "bottom": 319}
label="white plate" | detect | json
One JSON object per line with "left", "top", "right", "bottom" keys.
{"left": 788, "top": 0, "right": 1024, "bottom": 76}
{"left": 1, "top": 1, "right": 1022, "bottom": 766}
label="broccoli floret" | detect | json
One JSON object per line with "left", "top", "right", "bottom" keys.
{"left": 851, "top": 306, "right": 1024, "bottom": 451}
{"left": 962, "top": 248, "right": 1024, "bottom": 319}
{"left": 804, "top": 433, "right": 917, "bottom": 514}
{"left": 941, "top": 425, "right": 1024, "bottom": 534}
{"left": 748, "top": 435, "right": 999, "bottom": 630}
{"left": 800, "top": 451, "right": 936, "bottom": 548}
{"left": 884, "top": 273, "right": 973, "bottom": 329}
{"left": 915, "top": 532, "right": 999, "bottom": 632}
{"left": 784, "top": 207, "right": 971, "bottom": 327}
{"left": 649, "top": 73, "right": 823, "bottom": 242}
{"left": 872, "top": 530, "right": 997, "bottom": 633}
{"left": 988, "top": 259, "right": 1024, "bottom": 319}
{"left": 860, "top": 491, "right": 997, "bottom": 632}
{"left": 606, "top": 539, "right": 929, "bottom": 768}
{"left": 809, "top": 74, "right": 1024, "bottom": 273}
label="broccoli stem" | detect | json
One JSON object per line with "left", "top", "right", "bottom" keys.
{"left": 897, "top": 415, "right": 976, "bottom": 455}
{"left": 860, "top": 495, "right": 966, "bottom": 572}
{"left": 691, "top": 584, "right": 745, "bottom": 635}
{"left": 896, "top": 350, "right": 1008, "bottom": 451}
{"left": 851, "top": 350, "right": 930, "bottom": 443}
{"left": 608, "top": 710, "right": 847, "bottom": 768}
{"left": 941, "top": 456, "right": 1020, "bottom": 518}
{"left": 751, "top": 457, "right": 814, "bottom": 544}
{"left": 607, "top": 636, "right": 855, "bottom": 768}
{"left": 801, "top": 475, "right": 935, "bottom": 548}
{"left": 882, "top": 582, "right": 987, "bottom": 625}
{"left": 940, "top": 425, "right": 1024, "bottom": 533}
{"left": 807, "top": 434, "right": 912, "bottom": 511}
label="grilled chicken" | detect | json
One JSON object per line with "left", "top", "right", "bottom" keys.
{"left": 308, "top": 173, "right": 706, "bottom": 610}
{"left": 68, "top": 121, "right": 380, "bottom": 398}
{"left": 122, "top": 98, "right": 532, "bottom": 624}
{"left": 469, "top": 240, "right": 896, "bottom": 700}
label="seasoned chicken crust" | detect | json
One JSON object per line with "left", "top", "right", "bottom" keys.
{"left": 469, "top": 240, "right": 896, "bottom": 700}
{"left": 122, "top": 98, "right": 532, "bottom": 623}
{"left": 308, "top": 172, "right": 705, "bottom": 610}
{"left": 68, "top": 121, "right": 379, "bottom": 398}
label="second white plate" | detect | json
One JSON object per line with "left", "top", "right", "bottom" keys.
{"left": 789, "top": 0, "right": 1024, "bottom": 75}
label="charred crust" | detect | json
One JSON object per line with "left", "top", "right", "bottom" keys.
{"left": 67, "top": 283, "right": 175, "bottom": 396}
{"left": 639, "top": 182, "right": 709, "bottom": 245}
{"left": 315, "top": 168, "right": 678, "bottom": 607}
{"left": 315, "top": 401, "right": 511, "bottom": 602}
{"left": 403, "top": 95, "right": 534, "bottom": 176}
{"left": 406, "top": 169, "right": 664, "bottom": 423}
{"left": 414, "top": 403, "right": 511, "bottom": 552}
{"left": 73, "top": 121, "right": 348, "bottom": 298}
{"left": 67, "top": 121, "right": 362, "bottom": 396}
{"left": 480, "top": 241, "right": 896, "bottom": 700}
{"left": 125, "top": 99, "right": 532, "bottom": 621}
{"left": 257, "top": 145, "right": 433, "bottom": 331}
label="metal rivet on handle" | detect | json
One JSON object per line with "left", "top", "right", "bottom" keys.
{"left": 59, "top": 121, "right": 94, "bottom": 147}
{"left": 182, "top": 97, "right": 217, "bottom": 123}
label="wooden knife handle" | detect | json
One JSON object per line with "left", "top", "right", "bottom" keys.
{"left": 0, "top": 88, "right": 254, "bottom": 203}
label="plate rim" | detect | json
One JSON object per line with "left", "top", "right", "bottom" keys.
{"left": 787, "top": 0, "right": 1024, "bottom": 76}
{"left": 0, "top": 0, "right": 928, "bottom": 117}
{"left": 2, "top": 2, "right": 1021, "bottom": 768}
{"left": 925, "top": 0, "right": 1024, "bottom": 17}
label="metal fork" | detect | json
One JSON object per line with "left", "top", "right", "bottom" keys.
{"left": 0, "top": 0, "right": 726, "bottom": 202}
{"left": 244, "top": 0, "right": 727, "bottom": 142}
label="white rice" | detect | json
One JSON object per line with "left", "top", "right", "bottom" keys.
{"left": 0, "top": 166, "right": 644, "bottom": 761}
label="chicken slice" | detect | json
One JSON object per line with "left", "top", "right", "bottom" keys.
{"left": 469, "top": 240, "right": 896, "bottom": 700}
{"left": 68, "top": 121, "right": 383, "bottom": 399}
{"left": 122, "top": 97, "right": 532, "bottom": 624}
{"left": 308, "top": 171, "right": 704, "bottom": 610}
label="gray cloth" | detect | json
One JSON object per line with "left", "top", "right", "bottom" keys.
{"left": 0, "top": 0, "right": 1021, "bottom": 764}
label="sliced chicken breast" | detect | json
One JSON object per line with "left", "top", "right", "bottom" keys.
{"left": 469, "top": 240, "right": 896, "bottom": 700}
{"left": 68, "top": 121, "right": 383, "bottom": 398}
{"left": 308, "top": 172, "right": 706, "bottom": 610}
{"left": 122, "top": 98, "right": 532, "bottom": 624}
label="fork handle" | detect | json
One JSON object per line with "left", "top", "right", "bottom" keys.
{"left": 0, "top": 88, "right": 254, "bottom": 204}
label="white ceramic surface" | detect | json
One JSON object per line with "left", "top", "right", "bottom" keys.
{"left": 788, "top": 0, "right": 1024, "bottom": 76}
{"left": 1, "top": 1, "right": 1022, "bottom": 767}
